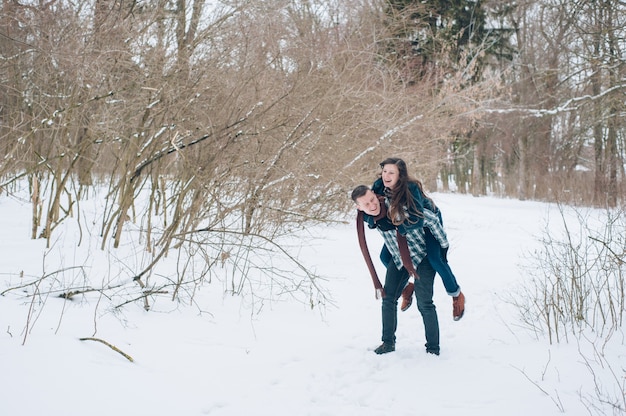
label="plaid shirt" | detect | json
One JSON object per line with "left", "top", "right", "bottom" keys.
{"left": 377, "top": 226, "right": 427, "bottom": 271}
{"left": 363, "top": 184, "right": 451, "bottom": 271}
{"left": 422, "top": 208, "right": 449, "bottom": 249}
{"left": 375, "top": 201, "right": 450, "bottom": 272}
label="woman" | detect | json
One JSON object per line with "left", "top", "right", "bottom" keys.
{"left": 374, "top": 157, "right": 465, "bottom": 321}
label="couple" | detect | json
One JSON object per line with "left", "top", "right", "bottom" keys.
{"left": 352, "top": 157, "right": 465, "bottom": 356}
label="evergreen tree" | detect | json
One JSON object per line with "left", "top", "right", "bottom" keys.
{"left": 383, "top": 0, "right": 514, "bottom": 85}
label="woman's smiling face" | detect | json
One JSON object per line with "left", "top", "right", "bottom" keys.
{"left": 381, "top": 163, "right": 399, "bottom": 189}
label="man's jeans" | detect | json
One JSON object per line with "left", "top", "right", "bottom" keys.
{"left": 381, "top": 257, "right": 440, "bottom": 354}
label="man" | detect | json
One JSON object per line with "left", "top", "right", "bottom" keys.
{"left": 352, "top": 185, "right": 441, "bottom": 355}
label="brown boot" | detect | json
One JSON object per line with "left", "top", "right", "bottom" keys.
{"left": 400, "top": 282, "right": 414, "bottom": 311}
{"left": 453, "top": 292, "right": 465, "bottom": 321}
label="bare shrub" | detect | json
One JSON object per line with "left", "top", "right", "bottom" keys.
{"left": 517, "top": 205, "right": 624, "bottom": 343}
{"left": 577, "top": 333, "right": 626, "bottom": 416}
{"left": 512, "top": 203, "right": 625, "bottom": 415}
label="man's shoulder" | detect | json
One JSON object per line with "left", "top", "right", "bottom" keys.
{"left": 360, "top": 212, "right": 376, "bottom": 228}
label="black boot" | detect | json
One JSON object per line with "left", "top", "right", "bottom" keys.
{"left": 374, "top": 342, "right": 395, "bottom": 355}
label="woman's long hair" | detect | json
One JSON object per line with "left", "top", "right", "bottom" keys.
{"left": 379, "top": 157, "right": 435, "bottom": 226}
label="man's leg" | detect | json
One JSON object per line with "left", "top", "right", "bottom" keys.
{"left": 414, "top": 256, "right": 440, "bottom": 355}
{"left": 378, "top": 264, "right": 409, "bottom": 353}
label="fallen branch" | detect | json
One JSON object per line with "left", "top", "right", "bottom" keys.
{"left": 79, "top": 337, "right": 134, "bottom": 363}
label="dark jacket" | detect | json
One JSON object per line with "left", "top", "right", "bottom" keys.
{"left": 371, "top": 178, "right": 442, "bottom": 235}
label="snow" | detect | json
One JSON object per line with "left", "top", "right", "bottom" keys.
{"left": 1, "top": 190, "right": 623, "bottom": 416}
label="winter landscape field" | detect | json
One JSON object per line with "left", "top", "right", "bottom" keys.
{"left": 0, "top": 189, "right": 624, "bottom": 416}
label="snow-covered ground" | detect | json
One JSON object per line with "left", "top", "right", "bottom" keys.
{"left": 1, "top": 190, "right": 623, "bottom": 415}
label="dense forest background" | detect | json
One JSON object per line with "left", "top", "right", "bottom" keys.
{"left": 1, "top": 0, "right": 625, "bottom": 298}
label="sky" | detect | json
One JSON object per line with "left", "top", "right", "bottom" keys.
{"left": 0, "top": 189, "right": 624, "bottom": 416}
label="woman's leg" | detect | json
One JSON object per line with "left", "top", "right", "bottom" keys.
{"left": 425, "top": 228, "right": 465, "bottom": 320}
{"left": 425, "top": 228, "right": 461, "bottom": 297}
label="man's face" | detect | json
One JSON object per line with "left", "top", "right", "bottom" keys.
{"left": 355, "top": 189, "right": 381, "bottom": 216}
{"left": 381, "top": 163, "right": 399, "bottom": 189}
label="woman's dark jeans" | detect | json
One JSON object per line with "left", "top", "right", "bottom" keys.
{"left": 425, "top": 228, "right": 461, "bottom": 297}
{"left": 381, "top": 257, "right": 440, "bottom": 354}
